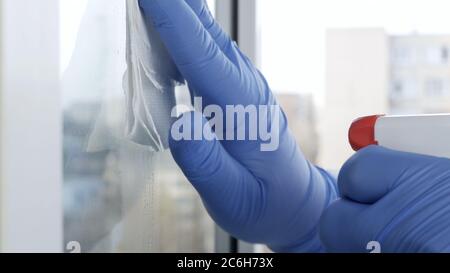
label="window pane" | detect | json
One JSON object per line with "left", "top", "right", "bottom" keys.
{"left": 257, "top": 0, "right": 450, "bottom": 169}
{"left": 61, "top": 0, "right": 215, "bottom": 253}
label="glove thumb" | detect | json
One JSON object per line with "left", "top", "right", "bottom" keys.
{"left": 338, "top": 145, "right": 437, "bottom": 204}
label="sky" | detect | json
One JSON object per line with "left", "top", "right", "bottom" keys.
{"left": 60, "top": 0, "right": 450, "bottom": 102}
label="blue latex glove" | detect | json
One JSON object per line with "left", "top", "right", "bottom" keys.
{"left": 139, "top": 0, "right": 337, "bottom": 252}
{"left": 320, "top": 145, "right": 450, "bottom": 253}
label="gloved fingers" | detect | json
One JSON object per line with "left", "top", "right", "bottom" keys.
{"left": 138, "top": 0, "right": 252, "bottom": 107}
{"left": 319, "top": 199, "right": 371, "bottom": 253}
{"left": 169, "top": 111, "right": 258, "bottom": 226}
{"left": 338, "top": 145, "right": 436, "bottom": 204}
{"left": 138, "top": 0, "right": 221, "bottom": 66}
{"left": 184, "top": 0, "right": 270, "bottom": 109}
{"left": 184, "top": 0, "right": 236, "bottom": 60}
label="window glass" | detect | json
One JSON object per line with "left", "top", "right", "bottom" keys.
{"left": 256, "top": 0, "right": 450, "bottom": 169}
{"left": 61, "top": 0, "right": 215, "bottom": 253}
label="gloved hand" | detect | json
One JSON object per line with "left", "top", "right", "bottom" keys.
{"left": 320, "top": 145, "right": 450, "bottom": 253}
{"left": 138, "top": 0, "right": 337, "bottom": 252}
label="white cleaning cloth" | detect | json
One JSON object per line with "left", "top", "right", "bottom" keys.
{"left": 123, "top": 0, "right": 184, "bottom": 152}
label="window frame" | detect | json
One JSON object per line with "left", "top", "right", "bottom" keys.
{"left": 0, "top": 0, "right": 63, "bottom": 252}
{"left": 215, "top": 0, "right": 260, "bottom": 254}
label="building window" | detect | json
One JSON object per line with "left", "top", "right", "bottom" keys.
{"left": 391, "top": 79, "right": 417, "bottom": 99}
{"left": 392, "top": 81, "right": 403, "bottom": 95}
{"left": 426, "top": 46, "right": 449, "bottom": 65}
{"left": 392, "top": 46, "right": 415, "bottom": 66}
{"left": 441, "top": 46, "right": 449, "bottom": 63}
{"left": 424, "top": 78, "right": 448, "bottom": 97}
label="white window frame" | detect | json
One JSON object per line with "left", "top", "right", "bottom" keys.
{"left": 0, "top": 0, "right": 63, "bottom": 252}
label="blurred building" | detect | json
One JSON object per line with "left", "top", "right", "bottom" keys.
{"left": 319, "top": 29, "right": 450, "bottom": 170}
{"left": 390, "top": 34, "right": 450, "bottom": 114}
{"left": 277, "top": 94, "right": 319, "bottom": 163}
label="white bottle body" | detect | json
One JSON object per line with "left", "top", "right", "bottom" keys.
{"left": 375, "top": 114, "right": 450, "bottom": 158}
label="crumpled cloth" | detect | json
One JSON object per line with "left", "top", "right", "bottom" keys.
{"left": 123, "top": 0, "right": 184, "bottom": 152}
